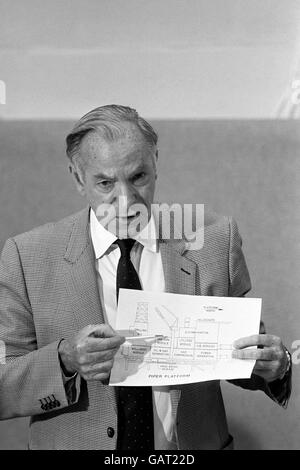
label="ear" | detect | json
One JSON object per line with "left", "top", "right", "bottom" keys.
{"left": 69, "top": 162, "right": 86, "bottom": 196}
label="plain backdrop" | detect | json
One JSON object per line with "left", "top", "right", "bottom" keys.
{"left": 1, "top": 0, "right": 300, "bottom": 119}
{"left": 0, "top": 119, "right": 299, "bottom": 449}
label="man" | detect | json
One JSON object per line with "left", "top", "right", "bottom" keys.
{"left": 0, "top": 105, "right": 291, "bottom": 450}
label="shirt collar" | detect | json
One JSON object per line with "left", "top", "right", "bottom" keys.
{"left": 90, "top": 208, "right": 158, "bottom": 259}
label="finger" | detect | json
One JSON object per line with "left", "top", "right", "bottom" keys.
{"left": 233, "top": 334, "right": 281, "bottom": 349}
{"left": 86, "top": 323, "right": 116, "bottom": 338}
{"left": 232, "top": 347, "right": 277, "bottom": 360}
{"left": 252, "top": 369, "right": 280, "bottom": 382}
{"left": 84, "top": 335, "right": 125, "bottom": 352}
{"left": 78, "top": 348, "right": 119, "bottom": 365}
{"left": 253, "top": 360, "right": 279, "bottom": 371}
{"left": 80, "top": 359, "right": 114, "bottom": 377}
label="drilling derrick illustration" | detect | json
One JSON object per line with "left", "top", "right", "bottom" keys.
{"left": 129, "top": 302, "right": 150, "bottom": 336}
{"left": 119, "top": 302, "right": 152, "bottom": 371}
{"left": 154, "top": 305, "right": 178, "bottom": 360}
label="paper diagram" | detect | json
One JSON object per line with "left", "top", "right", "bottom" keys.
{"left": 109, "top": 290, "right": 261, "bottom": 386}
{"left": 120, "top": 301, "right": 233, "bottom": 371}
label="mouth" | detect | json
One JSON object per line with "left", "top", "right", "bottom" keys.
{"left": 116, "top": 212, "right": 140, "bottom": 221}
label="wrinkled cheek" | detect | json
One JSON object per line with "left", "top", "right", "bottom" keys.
{"left": 87, "top": 188, "right": 108, "bottom": 209}
{"left": 141, "top": 184, "right": 156, "bottom": 205}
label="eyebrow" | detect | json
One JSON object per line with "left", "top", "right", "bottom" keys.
{"left": 93, "top": 173, "right": 114, "bottom": 180}
{"left": 93, "top": 165, "right": 147, "bottom": 180}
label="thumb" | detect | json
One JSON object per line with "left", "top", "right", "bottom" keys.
{"left": 85, "top": 324, "right": 116, "bottom": 338}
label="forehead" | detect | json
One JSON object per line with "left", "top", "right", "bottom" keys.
{"left": 79, "top": 125, "right": 154, "bottom": 172}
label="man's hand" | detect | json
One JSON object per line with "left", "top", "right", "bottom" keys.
{"left": 232, "top": 334, "right": 289, "bottom": 383}
{"left": 58, "top": 324, "right": 125, "bottom": 381}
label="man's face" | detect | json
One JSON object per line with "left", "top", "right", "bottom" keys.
{"left": 71, "top": 125, "right": 157, "bottom": 238}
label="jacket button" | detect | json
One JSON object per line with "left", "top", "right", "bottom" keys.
{"left": 107, "top": 427, "right": 115, "bottom": 438}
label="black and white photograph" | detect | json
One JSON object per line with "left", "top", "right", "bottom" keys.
{"left": 0, "top": 0, "right": 299, "bottom": 453}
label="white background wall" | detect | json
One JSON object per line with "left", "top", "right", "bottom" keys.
{"left": 1, "top": 0, "right": 300, "bottom": 119}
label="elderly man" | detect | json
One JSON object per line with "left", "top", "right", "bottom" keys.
{"left": 0, "top": 105, "right": 291, "bottom": 450}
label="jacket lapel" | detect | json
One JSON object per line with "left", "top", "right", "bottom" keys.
{"left": 63, "top": 207, "right": 117, "bottom": 412}
{"left": 159, "top": 240, "right": 197, "bottom": 296}
{"left": 63, "top": 207, "right": 105, "bottom": 330}
{"left": 152, "top": 202, "right": 198, "bottom": 296}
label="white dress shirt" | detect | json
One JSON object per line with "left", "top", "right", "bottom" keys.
{"left": 90, "top": 208, "right": 177, "bottom": 450}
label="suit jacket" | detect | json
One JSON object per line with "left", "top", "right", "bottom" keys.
{"left": 0, "top": 206, "right": 290, "bottom": 449}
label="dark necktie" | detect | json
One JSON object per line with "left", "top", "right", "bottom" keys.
{"left": 115, "top": 238, "right": 155, "bottom": 450}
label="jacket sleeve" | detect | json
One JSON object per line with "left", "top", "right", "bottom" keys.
{"left": 227, "top": 218, "right": 292, "bottom": 407}
{"left": 0, "top": 238, "right": 78, "bottom": 419}
{"left": 228, "top": 217, "right": 251, "bottom": 297}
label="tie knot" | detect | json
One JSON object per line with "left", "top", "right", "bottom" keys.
{"left": 115, "top": 238, "right": 136, "bottom": 257}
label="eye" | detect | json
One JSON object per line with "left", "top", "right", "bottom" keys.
{"left": 132, "top": 172, "right": 148, "bottom": 185}
{"left": 97, "top": 180, "right": 114, "bottom": 191}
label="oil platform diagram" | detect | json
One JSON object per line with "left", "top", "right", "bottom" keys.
{"left": 119, "top": 301, "right": 232, "bottom": 372}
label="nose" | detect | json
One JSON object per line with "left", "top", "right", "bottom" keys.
{"left": 115, "top": 183, "right": 138, "bottom": 216}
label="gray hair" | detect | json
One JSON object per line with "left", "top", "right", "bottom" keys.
{"left": 66, "top": 104, "right": 158, "bottom": 167}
